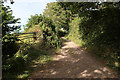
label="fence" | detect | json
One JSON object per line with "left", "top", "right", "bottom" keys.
{"left": 15, "top": 31, "right": 43, "bottom": 54}
{"left": 16, "top": 31, "right": 42, "bottom": 43}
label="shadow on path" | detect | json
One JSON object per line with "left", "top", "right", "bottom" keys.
{"left": 30, "top": 37, "right": 119, "bottom": 78}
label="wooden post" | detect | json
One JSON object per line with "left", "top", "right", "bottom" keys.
{"left": 33, "top": 32, "right": 37, "bottom": 41}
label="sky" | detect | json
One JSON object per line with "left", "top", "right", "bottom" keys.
{"left": 4, "top": 0, "right": 57, "bottom": 31}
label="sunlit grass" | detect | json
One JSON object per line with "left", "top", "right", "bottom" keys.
{"left": 65, "top": 35, "right": 85, "bottom": 47}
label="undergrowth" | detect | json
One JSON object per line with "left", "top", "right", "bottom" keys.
{"left": 2, "top": 36, "right": 53, "bottom": 79}
{"left": 66, "top": 16, "right": 120, "bottom": 73}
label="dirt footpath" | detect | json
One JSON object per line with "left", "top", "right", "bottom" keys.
{"left": 30, "top": 38, "right": 120, "bottom": 78}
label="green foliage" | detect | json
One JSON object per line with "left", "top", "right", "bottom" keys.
{"left": 26, "top": 14, "right": 43, "bottom": 28}
{"left": 2, "top": 41, "right": 52, "bottom": 79}
{"left": 3, "top": 2, "right": 120, "bottom": 79}
{"left": 64, "top": 2, "right": 120, "bottom": 71}
{"left": 26, "top": 14, "right": 62, "bottom": 48}
{"left": 66, "top": 17, "right": 85, "bottom": 46}
{"left": 44, "top": 2, "right": 71, "bottom": 36}
{"left": 1, "top": 4, "right": 20, "bottom": 37}
{"left": 1, "top": 3, "right": 21, "bottom": 58}
{"left": 38, "top": 15, "right": 61, "bottom": 48}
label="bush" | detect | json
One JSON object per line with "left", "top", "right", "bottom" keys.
{"left": 2, "top": 35, "right": 20, "bottom": 58}
{"left": 67, "top": 6, "right": 120, "bottom": 71}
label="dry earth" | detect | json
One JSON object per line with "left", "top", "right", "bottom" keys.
{"left": 30, "top": 37, "right": 120, "bottom": 78}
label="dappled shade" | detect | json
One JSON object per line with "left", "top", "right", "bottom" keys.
{"left": 31, "top": 38, "right": 119, "bottom": 78}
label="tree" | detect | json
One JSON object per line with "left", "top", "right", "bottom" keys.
{"left": 44, "top": 2, "right": 71, "bottom": 36}
{"left": 59, "top": 2, "right": 120, "bottom": 70}
{"left": 1, "top": 3, "right": 21, "bottom": 57}
{"left": 25, "top": 13, "right": 61, "bottom": 48}
{"left": 26, "top": 14, "right": 43, "bottom": 28}
{"left": 1, "top": 4, "right": 20, "bottom": 37}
